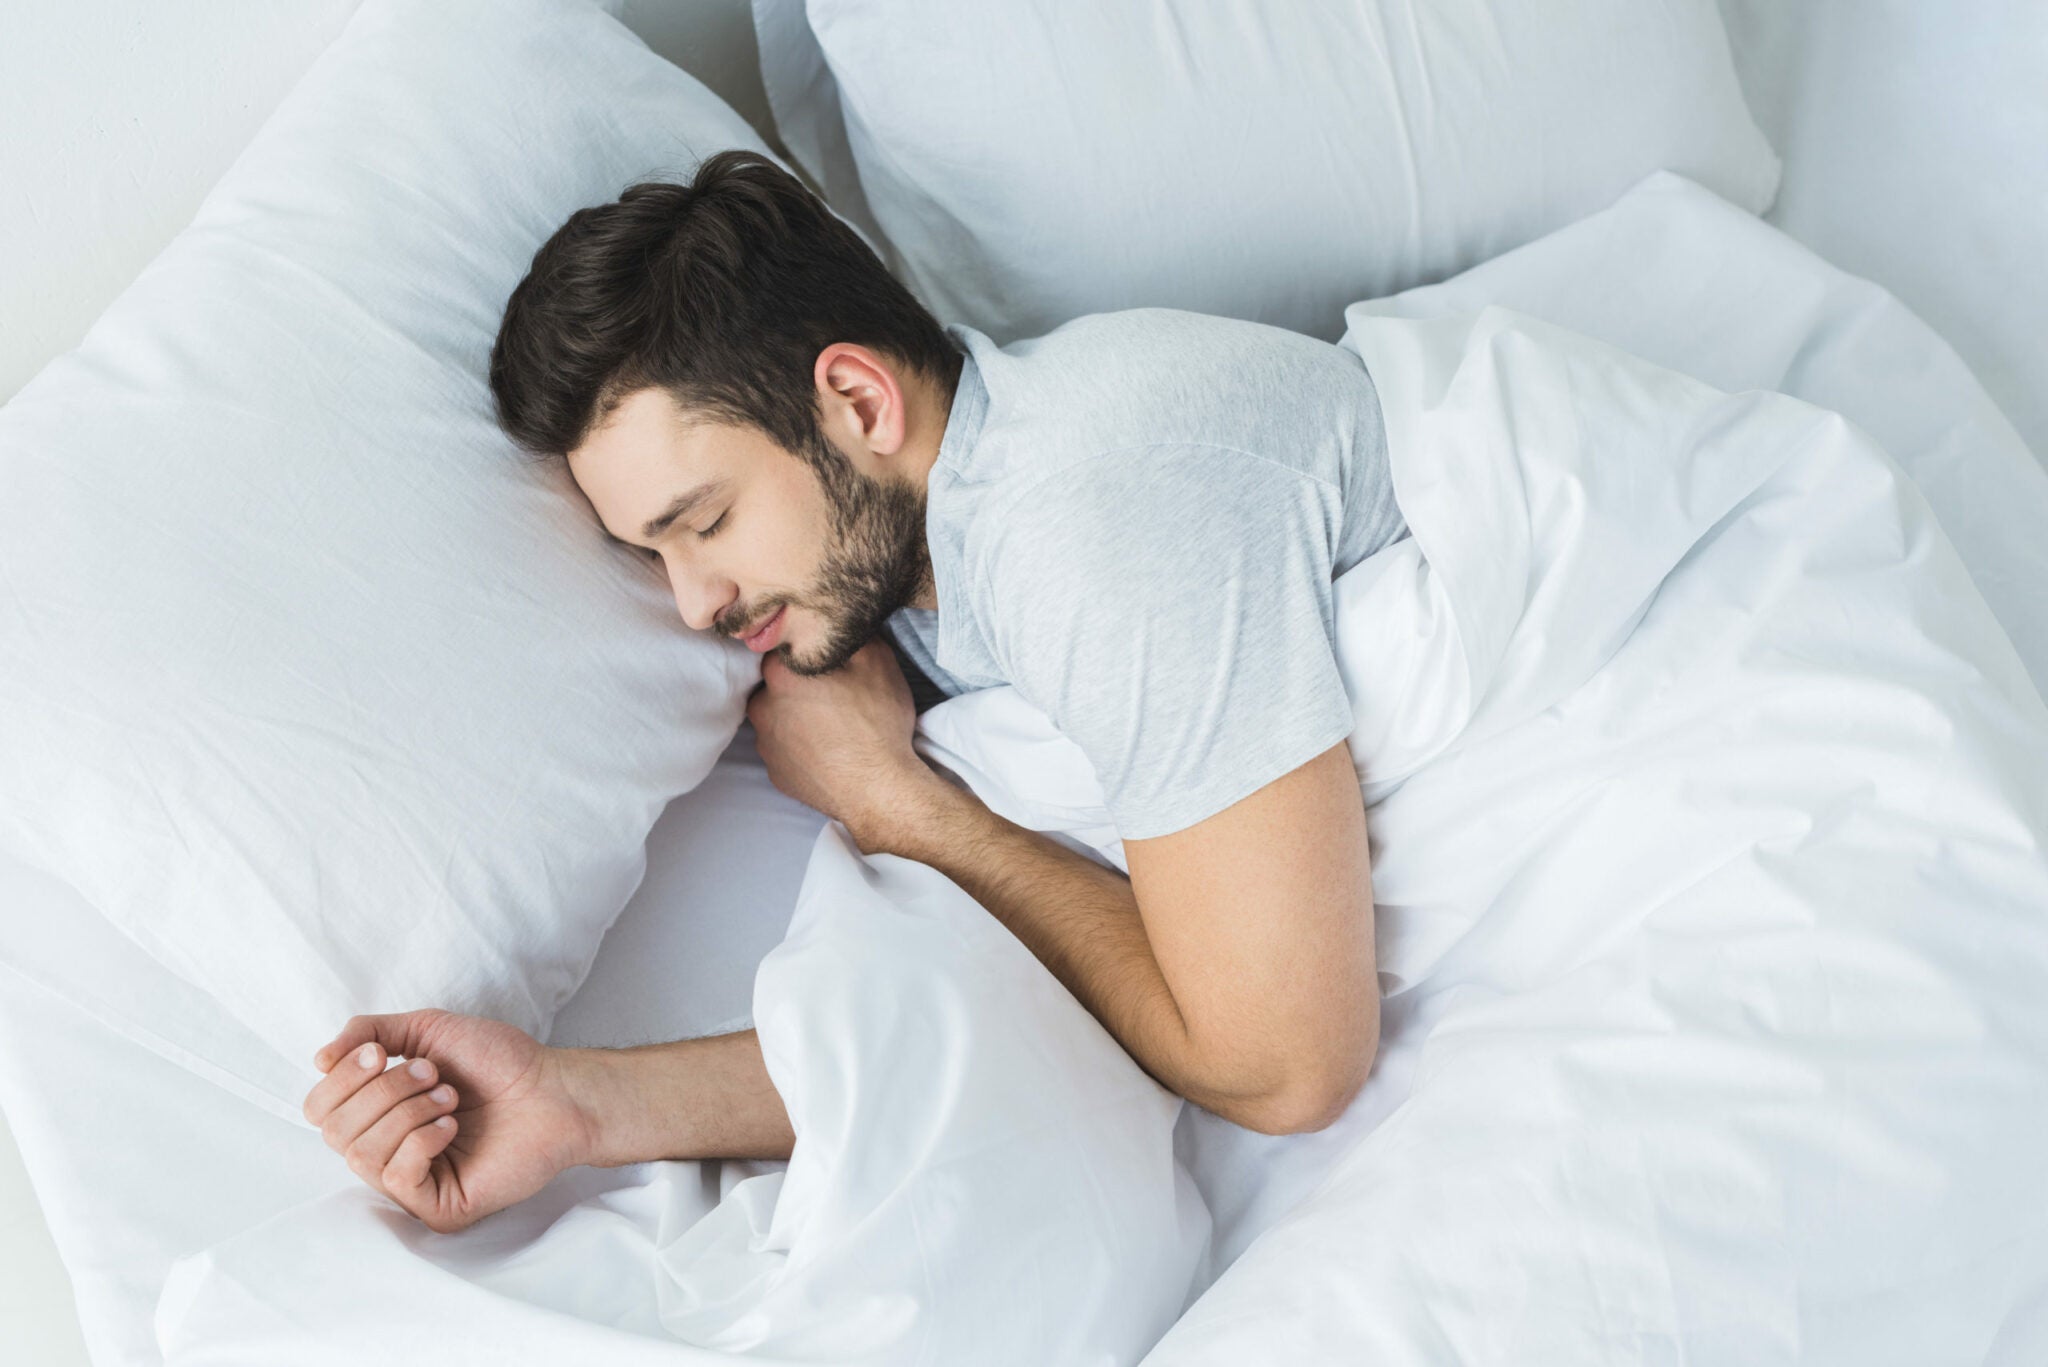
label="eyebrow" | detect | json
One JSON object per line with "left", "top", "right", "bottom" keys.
{"left": 626, "top": 480, "right": 727, "bottom": 544}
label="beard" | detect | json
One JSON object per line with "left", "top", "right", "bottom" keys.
{"left": 714, "top": 434, "right": 931, "bottom": 677}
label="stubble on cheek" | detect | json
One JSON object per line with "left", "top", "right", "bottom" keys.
{"left": 772, "top": 437, "right": 929, "bottom": 676}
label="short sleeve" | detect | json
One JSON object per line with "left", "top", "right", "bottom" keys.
{"left": 980, "top": 444, "right": 1356, "bottom": 839}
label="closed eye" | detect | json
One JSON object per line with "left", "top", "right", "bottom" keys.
{"left": 630, "top": 509, "right": 723, "bottom": 562}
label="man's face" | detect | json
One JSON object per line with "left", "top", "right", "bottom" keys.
{"left": 568, "top": 387, "right": 929, "bottom": 676}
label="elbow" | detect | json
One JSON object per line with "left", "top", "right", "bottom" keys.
{"left": 1239, "top": 1065, "right": 1368, "bottom": 1137}
{"left": 1226, "top": 1024, "right": 1379, "bottom": 1137}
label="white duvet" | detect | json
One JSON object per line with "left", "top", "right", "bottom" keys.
{"left": 158, "top": 828, "right": 1210, "bottom": 1366}
{"left": 154, "top": 184, "right": 2048, "bottom": 1366}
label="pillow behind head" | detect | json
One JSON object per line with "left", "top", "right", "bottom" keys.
{"left": 754, "top": 0, "right": 1781, "bottom": 342}
{"left": 0, "top": 0, "right": 776, "bottom": 1066}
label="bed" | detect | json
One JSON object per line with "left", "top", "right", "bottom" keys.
{"left": 2, "top": 2, "right": 2045, "bottom": 1363}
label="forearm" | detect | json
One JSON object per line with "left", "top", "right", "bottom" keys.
{"left": 863, "top": 778, "right": 1270, "bottom": 1120}
{"left": 557, "top": 1028, "right": 794, "bottom": 1167}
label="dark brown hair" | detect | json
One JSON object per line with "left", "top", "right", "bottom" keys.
{"left": 488, "top": 150, "right": 959, "bottom": 468}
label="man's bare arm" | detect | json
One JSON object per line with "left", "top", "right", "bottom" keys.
{"left": 562, "top": 1029, "right": 794, "bottom": 1165}
{"left": 302, "top": 644, "right": 1378, "bottom": 1234}
{"left": 862, "top": 739, "right": 1380, "bottom": 1135}
{"left": 561, "top": 735, "right": 1381, "bottom": 1164}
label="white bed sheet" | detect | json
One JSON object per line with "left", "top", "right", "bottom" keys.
{"left": 0, "top": 975, "right": 345, "bottom": 1367}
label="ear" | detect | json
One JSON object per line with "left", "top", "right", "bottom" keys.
{"left": 813, "top": 342, "right": 909, "bottom": 465}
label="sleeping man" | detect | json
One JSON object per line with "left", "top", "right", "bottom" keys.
{"left": 299, "top": 151, "right": 1406, "bottom": 1234}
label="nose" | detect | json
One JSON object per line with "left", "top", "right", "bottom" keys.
{"left": 663, "top": 555, "right": 736, "bottom": 634}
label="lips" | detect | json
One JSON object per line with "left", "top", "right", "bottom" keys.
{"left": 741, "top": 605, "right": 787, "bottom": 653}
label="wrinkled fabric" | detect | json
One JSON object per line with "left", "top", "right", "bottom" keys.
{"left": 158, "top": 827, "right": 1210, "bottom": 1367}
{"left": 918, "top": 308, "right": 2048, "bottom": 1365}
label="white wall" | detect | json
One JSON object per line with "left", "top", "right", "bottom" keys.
{"left": 0, "top": 0, "right": 771, "bottom": 405}
{"left": 1718, "top": 0, "right": 2048, "bottom": 466}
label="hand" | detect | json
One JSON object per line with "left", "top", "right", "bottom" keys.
{"left": 303, "top": 1009, "right": 597, "bottom": 1234}
{"left": 747, "top": 637, "right": 941, "bottom": 852}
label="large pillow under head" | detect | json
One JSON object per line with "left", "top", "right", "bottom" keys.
{"left": 0, "top": 0, "right": 773, "bottom": 1066}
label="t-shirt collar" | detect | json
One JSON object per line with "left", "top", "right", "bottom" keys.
{"left": 933, "top": 325, "right": 990, "bottom": 478}
{"left": 919, "top": 326, "right": 994, "bottom": 679}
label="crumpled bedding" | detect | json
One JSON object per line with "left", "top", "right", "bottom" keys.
{"left": 924, "top": 305, "right": 2048, "bottom": 1365}
{"left": 157, "top": 824, "right": 1211, "bottom": 1366}
{"left": 155, "top": 299, "right": 2048, "bottom": 1366}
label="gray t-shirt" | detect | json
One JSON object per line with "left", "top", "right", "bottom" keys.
{"left": 888, "top": 309, "right": 1408, "bottom": 840}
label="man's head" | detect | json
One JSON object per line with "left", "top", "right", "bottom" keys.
{"left": 489, "top": 150, "right": 960, "bottom": 675}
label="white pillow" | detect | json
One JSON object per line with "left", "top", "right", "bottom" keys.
{"left": 753, "top": 0, "right": 1782, "bottom": 342}
{"left": 0, "top": 0, "right": 773, "bottom": 1067}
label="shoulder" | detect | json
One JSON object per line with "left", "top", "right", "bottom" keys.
{"left": 977, "top": 309, "right": 1375, "bottom": 475}
{"left": 1009, "top": 308, "right": 1352, "bottom": 393}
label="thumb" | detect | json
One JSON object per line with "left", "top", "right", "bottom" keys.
{"left": 312, "top": 1009, "right": 446, "bottom": 1072}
